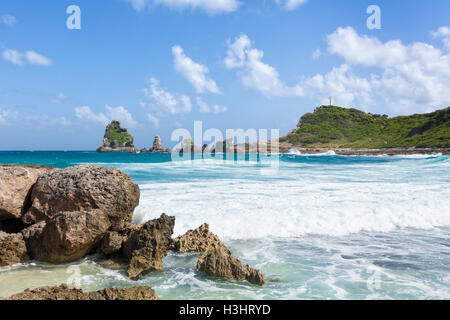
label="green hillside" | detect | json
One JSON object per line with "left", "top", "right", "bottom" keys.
{"left": 280, "top": 106, "right": 450, "bottom": 149}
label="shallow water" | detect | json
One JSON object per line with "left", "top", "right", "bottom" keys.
{"left": 0, "top": 151, "right": 449, "bottom": 299}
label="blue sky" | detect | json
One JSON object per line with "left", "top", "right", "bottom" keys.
{"left": 0, "top": 0, "right": 449, "bottom": 150}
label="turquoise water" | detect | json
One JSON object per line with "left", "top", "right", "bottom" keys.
{"left": 1, "top": 151, "right": 450, "bottom": 299}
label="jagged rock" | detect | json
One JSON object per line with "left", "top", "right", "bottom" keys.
{"left": 197, "top": 248, "right": 265, "bottom": 286}
{"left": 23, "top": 210, "right": 110, "bottom": 264}
{"left": 0, "top": 165, "right": 52, "bottom": 220}
{"left": 100, "top": 231, "right": 124, "bottom": 256}
{"left": 97, "top": 120, "right": 137, "bottom": 153}
{"left": 22, "top": 164, "right": 140, "bottom": 230}
{"left": 171, "top": 223, "right": 230, "bottom": 255}
{"left": 0, "top": 231, "right": 29, "bottom": 267}
{"left": 149, "top": 136, "right": 166, "bottom": 153}
{"left": 174, "top": 139, "right": 202, "bottom": 154}
{"left": 3, "top": 284, "right": 159, "bottom": 300}
{"left": 139, "top": 148, "right": 149, "bottom": 153}
{"left": 122, "top": 213, "right": 175, "bottom": 279}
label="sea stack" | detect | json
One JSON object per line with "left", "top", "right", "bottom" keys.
{"left": 97, "top": 121, "right": 137, "bottom": 153}
{"left": 149, "top": 136, "right": 168, "bottom": 153}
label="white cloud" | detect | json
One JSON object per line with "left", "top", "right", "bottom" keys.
{"left": 432, "top": 26, "right": 450, "bottom": 50}
{"left": 197, "top": 97, "right": 228, "bottom": 113}
{"left": 2, "top": 49, "right": 24, "bottom": 66}
{"left": 125, "top": 0, "right": 239, "bottom": 14}
{"left": 2, "top": 49, "right": 52, "bottom": 66}
{"left": 225, "top": 34, "right": 304, "bottom": 97}
{"left": 312, "top": 48, "right": 321, "bottom": 60}
{"left": 52, "top": 92, "right": 67, "bottom": 104}
{"left": 172, "top": 46, "right": 221, "bottom": 94}
{"left": 25, "top": 51, "right": 53, "bottom": 66}
{"left": 74, "top": 105, "right": 137, "bottom": 128}
{"left": 0, "top": 108, "right": 18, "bottom": 124}
{"left": 143, "top": 77, "right": 192, "bottom": 115}
{"left": 275, "top": 0, "right": 308, "bottom": 11}
{"left": 303, "top": 26, "right": 450, "bottom": 114}
{"left": 0, "top": 14, "right": 16, "bottom": 26}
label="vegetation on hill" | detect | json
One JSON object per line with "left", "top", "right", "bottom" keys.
{"left": 280, "top": 106, "right": 450, "bottom": 149}
{"left": 104, "top": 121, "right": 133, "bottom": 147}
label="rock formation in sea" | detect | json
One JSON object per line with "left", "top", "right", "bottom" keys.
{"left": 197, "top": 248, "right": 265, "bottom": 286}
{"left": 174, "top": 139, "right": 202, "bottom": 154}
{"left": 210, "top": 139, "right": 235, "bottom": 154}
{"left": 122, "top": 213, "right": 175, "bottom": 279}
{"left": 2, "top": 284, "right": 159, "bottom": 300}
{"left": 0, "top": 165, "right": 52, "bottom": 221}
{"left": 171, "top": 223, "right": 230, "bottom": 254}
{"left": 22, "top": 164, "right": 140, "bottom": 231}
{"left": 97, "top": 120, "right": 137, "bottom": 153}
{"left": 149, "top": 136, "right": 168, "bottom": 153}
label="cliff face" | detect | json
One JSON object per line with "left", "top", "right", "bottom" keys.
{"left": 280, "top": 106, "right": 450, "bottom": 149}
{"left": 97, "top": 121, "right": 137, "bottom": 153}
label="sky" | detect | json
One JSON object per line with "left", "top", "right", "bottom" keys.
{"left": 0, "top": 0, "right": 449, "bottom": 150}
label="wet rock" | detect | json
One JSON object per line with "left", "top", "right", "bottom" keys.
{"left": 171, "top": 223, "right": 231, "bottom": 254}
{"left": 3, "top": 284, "right": 159, "bottom": 300}
{"left": 197, "top": 248, "right": 265, "bottom": 286}
{"left": 23, "top": 164, "right": 140, "bottom": 230}
{"left": 122, "top": 213, "right": 175, "bottom": 279}
{"left": 0, "top": 165, "right": 52, "bottom": 220}
{"left": 0, "top": 231, "right": 29, "bottom": 267}
{"left": 23, "top": 210, "right": 110, "bottom": 264}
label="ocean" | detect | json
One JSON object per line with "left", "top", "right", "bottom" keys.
{"left": 0, "top": 151, "right": 450, "bottom": 299}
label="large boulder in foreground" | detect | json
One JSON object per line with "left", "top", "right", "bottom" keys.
{"left": 171, "top": 223, "right": 231, "bottom": 254}
{"left": 23, "top": 164, "right": 140, "bottom": 230}
{"left": 122, "top": 214, "right": 175, "bottom": 279}
{"left": 3, "top": 284, "right": 159, "bottom": 300}
{"left": 197, "top": 249, "right": 265, "bottom": 286}
{"left": 23, "top": 210, "right": 110, "bottom": 264}
{"left": 0, "top": 165, "right": 52, "bottom": 221}
{"left": 0, "top": 231, "right": 29, "bottom": 267}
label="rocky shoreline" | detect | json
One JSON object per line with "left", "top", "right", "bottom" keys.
{"left": 0, "top": 164, "right": 264, "bottom": 300}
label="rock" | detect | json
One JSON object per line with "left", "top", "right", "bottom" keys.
{"left": 23, "top": 210, "right": 110, "bottom": 264}
{"left": 100, "top": 231, "right": 124, "bottom": 256}
{"left": 197, "top": 249, "right": 265, "bottom": 286}
{"left": 0, "top": 165, "right": 52, "bottom": 220}
{"left": 149, "top": 136, "right": 166, "bottom": 153}
{"left": 0, "top": 231, "right": 29, "bottom": 267}
{"left": 171, "top": 223, "right": 231, "bottom": 255}
{"left": 97, "top": 120, "right": 137, "bottom": 153}
{"left": 3, "top": 284, "right": 159, "bottom": 300}
{"left": 139, "top": 148, "right": 149, "bottom": 153}
{"left": 174, "top": 139, "right": 202, "bottom": 154}
{"left": 122, "top": 213, "right": 175, "bottom": 279}
{"left": 211, "top": 139, "right": 235, "bottom": 154}
{"left": 23, "top": 164, "right": 140, "bottom": 230}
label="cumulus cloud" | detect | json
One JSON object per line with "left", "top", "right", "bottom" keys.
{"left": 432, "top": 26, "right": 450, "bottom": 50}
{"left": 303, "top": 26, "right": 450, "bottom": 114}
{"left": 172, "top": 46, "right": 221, "bottom": 94}
{"left": 143, "top": 77, "right": 192, "bottom": 115}
{"left": 2, "top": 49, "right": 52, "bottom": 66}
{"left": 125, "top": 0, "right": 239, "bottom": 14}
{"left": 52, "top": 92, "right": 67, "bottom": 104}
{"left": 275, "top": 0, "right": 308, "bottom": 11}
{"left": 197, "top": 97, "right": 228, "bottom": 113}
{"left": 74, "top": 105, "right": 137, "bottom": 128}
{"left": 0, "top": 14, "right": 16, "bottom": 26}
{"left": 224, "top": 34, "right": 304, "bottom": 97}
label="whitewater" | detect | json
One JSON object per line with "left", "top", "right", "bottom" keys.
{"left": 0, "top": 151, "right": 449, "bottom": 299}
